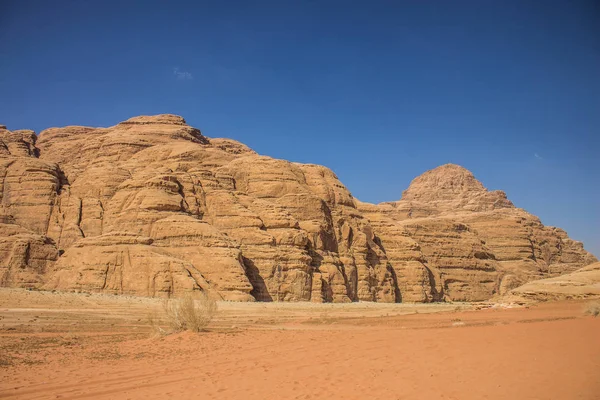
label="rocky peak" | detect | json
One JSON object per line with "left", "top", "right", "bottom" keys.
{"left": 388, "top": 164, "right": 514, "bottom": 217}
{"left": 0, "top": 126, "right": 40, "bottom": 157}
{"left": 401, "top": 164, "right": 486, "bottom": 202}
{"left": 119, "top": 114, "right": 188, "bottom": 126}
{"left": 115, "top": 114, "right": 209, "bottom": 145}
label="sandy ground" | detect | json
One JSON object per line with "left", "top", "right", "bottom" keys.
{"left": 1, "top": 289, "right": 599, "bottom": 400}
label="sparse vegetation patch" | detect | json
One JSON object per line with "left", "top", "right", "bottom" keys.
{"left": 157, "top": 293, "right": 218, "bottom": 334}
{"left": 584, "top": 301, "right": 600, "bottom": 317}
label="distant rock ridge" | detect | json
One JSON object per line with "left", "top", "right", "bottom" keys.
{"left": 120, "top": 114, "right": 188, "bottom": 125}
{"left": 0, "top": 115, "right": 596, "bottom": 302}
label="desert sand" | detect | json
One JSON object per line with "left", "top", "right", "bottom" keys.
{"left": 1, "top": 289, "right": 599, "bottom": 400}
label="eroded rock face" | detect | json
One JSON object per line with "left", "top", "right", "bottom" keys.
{"left": 0, "top": 117, "right": 596, "bottom": 301}
{"left": 503, "top": 262, "right": 600, "bottom": 302}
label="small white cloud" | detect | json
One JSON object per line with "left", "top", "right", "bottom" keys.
{"left": 534, "top": 153, "right": 542, "bottom": 159}
{"left": 173, "top": 67, "right": 193, "bottom": 80}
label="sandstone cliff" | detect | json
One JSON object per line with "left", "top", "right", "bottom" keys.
{"left": 0, "top": 116, "right": 596, "bottom": 302}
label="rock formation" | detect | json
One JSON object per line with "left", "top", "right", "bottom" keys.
{"left": 0, "top": 116, "right": 596, "bottom": 302}
{"left": 503, "top": 262, "right": 600, "bottom": 302}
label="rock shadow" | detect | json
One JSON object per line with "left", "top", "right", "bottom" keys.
{"left": 242, "top": 256, "right": 273, "bottom": 302}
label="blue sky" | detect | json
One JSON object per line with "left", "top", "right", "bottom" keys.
{"left": 1, "top": 1, "right": 598, "bottom": 256}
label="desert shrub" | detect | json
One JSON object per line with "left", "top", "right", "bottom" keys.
{"left": 584, "top": 301, "right": 600, "bottom": 317}
{"left": 147, "top": 310, "right": 168, "bottom": 337}
{"left": 163, "top": 293, "right": 217, "bottom": 333}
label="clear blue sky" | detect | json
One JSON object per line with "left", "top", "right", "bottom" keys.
{"left": 1, "top": 1, "right": 598, "bottom": 256}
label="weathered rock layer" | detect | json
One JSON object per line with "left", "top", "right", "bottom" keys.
{"left": 503, "top": 262, "right": 600, "bottom": 302}
{"left": 0, "top": 116, "right": 596, "bottom": 302}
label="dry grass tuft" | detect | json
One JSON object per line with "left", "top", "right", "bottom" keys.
{"left": 147, "top": 311, "right": 168, "bottom": 337}
{"left": 162, "top": 293, "right": 217, "bottom": 333}
{"left": 584, "top": 301, "right": 600, "bottom": 317}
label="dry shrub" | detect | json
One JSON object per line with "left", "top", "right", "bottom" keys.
{"left": 584, "top": 301, "right": 600, "bottom": 317}
{"left": 163, "top": 293, "right": 217, "bottom": 333}
{"left": 147, "top": 310, "right": 168, "bottom": 337}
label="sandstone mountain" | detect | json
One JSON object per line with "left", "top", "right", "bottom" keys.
{"left": 0, "top": 115, "right": 596, "bottom": 302}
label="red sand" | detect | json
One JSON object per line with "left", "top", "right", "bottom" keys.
{"left": 1, "top": 293, "right": 599, "bottom": 400}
